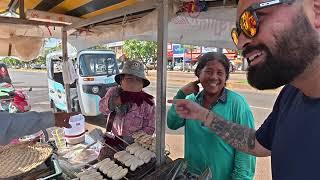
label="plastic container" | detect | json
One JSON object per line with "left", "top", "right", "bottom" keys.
{"left": 64, "top": 114, "right": 86, "bottom": 145}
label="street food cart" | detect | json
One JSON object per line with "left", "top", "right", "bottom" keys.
{"left": 0, "top": 0, "right": 238, "bottom": 179}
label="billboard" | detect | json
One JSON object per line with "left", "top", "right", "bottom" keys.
{"left": 172, "top": 44, "right": 184, "bottom": 58}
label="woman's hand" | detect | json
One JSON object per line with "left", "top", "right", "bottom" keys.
{"left": 168, "top": 99, "right": 208, "bottom": 121}
{"left": 181, "top": 80, "right": 200, "bottom": 96}
{"left": 113, "top": 96, "right": 122, "bottom": 106}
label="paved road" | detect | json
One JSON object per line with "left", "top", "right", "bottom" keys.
{"left": 9, "top": 69, "right": 277, "bottom": 127}
{"left": 9, "top": 69, "right": 277, "bottom": 180}
{"left": 9, "top": 70, "right": 49, "bottom": 111}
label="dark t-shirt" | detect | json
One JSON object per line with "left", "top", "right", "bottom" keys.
{"left": 256, "top": 85, "right": 320, "bottom": 180}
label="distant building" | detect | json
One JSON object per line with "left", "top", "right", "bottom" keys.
{"left": 106, "top": 41, "right": 124, "bottom": 59}
{"left": 106, "top": 41, "right": 241, "bottom": 70}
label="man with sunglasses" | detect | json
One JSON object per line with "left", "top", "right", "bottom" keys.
{"left": 169, "top": 0, "right": 320, "bottom": 179}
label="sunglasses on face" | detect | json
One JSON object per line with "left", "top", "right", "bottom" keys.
{"left": 231, "top": 0, "right": 294, "bottom": 46}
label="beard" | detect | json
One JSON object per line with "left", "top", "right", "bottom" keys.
{"left": 244, "top": 12, "right": 320, "bottom": 90}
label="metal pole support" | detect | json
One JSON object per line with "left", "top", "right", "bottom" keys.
{"left": 19, "top": 0, "right": 25, "bottom": 19}
{"left": 62, "top": 27, "right": 72, "bottom": 113}
{"left": 156, "top": 0, "right": 169, "bottom": 166}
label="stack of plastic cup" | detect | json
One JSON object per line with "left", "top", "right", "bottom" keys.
{"left": 51, "top": 128, "right": 66, "bottom": 149}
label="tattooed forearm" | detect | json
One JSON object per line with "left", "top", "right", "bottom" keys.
{"left": 204, "top": 112, "right": 256, "bottom": 154}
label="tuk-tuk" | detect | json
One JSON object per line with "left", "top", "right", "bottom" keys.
{"left": 47, "top": 50, "right": 119, "bottom": 116}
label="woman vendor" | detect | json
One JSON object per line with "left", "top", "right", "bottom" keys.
{"left": 167, "top": 52, "right": 256, "bottom": 179}
{"left": 99, "top": 60, "right": 155, "bottom": 137}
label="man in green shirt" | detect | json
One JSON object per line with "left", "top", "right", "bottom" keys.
{"left": 167, "top": 52, "right": 255, "bottom": 179}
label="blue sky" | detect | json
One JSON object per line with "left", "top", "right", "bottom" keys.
{"left": 45, "top": 38, "right": 60, "bottom": 48}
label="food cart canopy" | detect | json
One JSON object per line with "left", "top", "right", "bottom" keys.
{"left": 0, "top": 0, "right": 138, "bottom": 19}
{"left": 0, "top": 0, "right": 140, "bottom": 60}
{"left": 68, "top": 6, "right": 237, "bottom": 51}
{"left": 0, "top": 0, "right": 237, "bottom": 60}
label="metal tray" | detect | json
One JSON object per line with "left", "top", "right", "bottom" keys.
{"left": 99, "top": 136, "right": 156, "bottom": 179}
{"left": 114, "top": 157, "right": 156, "bottom": 180}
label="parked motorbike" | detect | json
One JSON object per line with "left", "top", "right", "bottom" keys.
{"left": 0, "top": 82, "right": 31, "bottom": 113}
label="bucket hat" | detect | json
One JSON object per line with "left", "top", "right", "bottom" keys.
{"left": 115, "top": 60, "right": 150, "bottom": 87}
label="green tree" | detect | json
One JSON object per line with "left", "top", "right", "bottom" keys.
{"left": 44, "top": 44, "right": 62, "bottom": 56}
{"left": 0, "top": 57, "right": 21, "bottom": 66}
{"left": 123, "top": 40, "right": 157, "bottom": 74}
{"left": 89, "top": 44, "right": 109, "bottom": 50}
{"left": 31, "top": 56, "right": 46, "bottom": 65}
{"left": 183, "top": 44, "right": 194, "bottom": 53}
